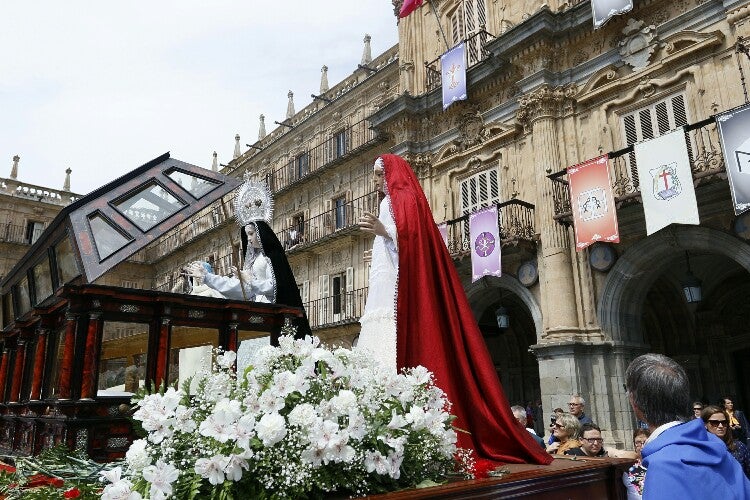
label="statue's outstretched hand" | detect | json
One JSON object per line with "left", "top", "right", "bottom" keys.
{"left": 183, "top": 262, "right": 208, "bottom": 279}
{"left": 359, "top": 211, "right": 389, "bottom": 238}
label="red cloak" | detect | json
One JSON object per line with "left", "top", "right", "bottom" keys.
{"left": 381, "top": 154, "right": 552, "bottom": 466}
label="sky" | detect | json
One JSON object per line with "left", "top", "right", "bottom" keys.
{"left": 0, "top": 2, "right": 399, "bottom": 195}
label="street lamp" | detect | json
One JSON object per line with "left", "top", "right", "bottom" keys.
{"left": 495, "top": 305, "right": 510, "bottom": 331}
{"left": 681, "top": 252, "right": 702, "bottom": 304}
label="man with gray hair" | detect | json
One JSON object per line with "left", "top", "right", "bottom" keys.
{"left": 625, "top": 353, "right": 750, "bottom": 498}
{"left": 568, "top": 394, "right": 593, "bottom": 425}
{"left": 511, "top": 405, "right": 545, "bottom": 449}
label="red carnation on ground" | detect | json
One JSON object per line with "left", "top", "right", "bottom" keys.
{"left": 63, "top": 487, "right": 81, "bottom": 498}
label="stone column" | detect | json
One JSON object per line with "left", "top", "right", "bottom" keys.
{"left": 517, "top": 85, "right": 580, "bottom": 337}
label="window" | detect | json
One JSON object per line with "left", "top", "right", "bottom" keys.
{"left": 296, "top": 153, "right": 309, "bottom": 180}
{"left": 334, "top": 197, "right": 347, "bottom": 229}
{"left": 26, "top": 221, "right": 44, "bottom": 245}
{"left": 460, "top": 167, "right": 500, "bottom": 215}
{"left": 335, "top": 130, "right": 349, "bottom": 158}
{"left": 450, "top": 0, "right": 486, "bottom": 63}
{"left": 166, "top": 169, "right": 220, "bottom": 199}
{"left": 621, "top": 92, "right": 689, "bottom": 186}
{"left": 114, "top": 181, "right": 186, "bottom": 232}
{"left": 88, "top": 213, "right": 132, "bottom": 261}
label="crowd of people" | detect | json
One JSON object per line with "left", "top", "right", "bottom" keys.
{"left": 509, "top": 356, "right": 750, "bottom": 499}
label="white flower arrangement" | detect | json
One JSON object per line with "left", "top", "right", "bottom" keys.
{"left": 102, "top": 333, "right": 459, "bottom": 499}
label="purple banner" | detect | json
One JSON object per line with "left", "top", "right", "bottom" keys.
{"left": 437, "top": 222, "right": 448, "bottom": 248}
{"left": 441, "top": 43, "right": 467, "bottom": 110}
{"left": 469, "top": 206, "right": 501, "bottom": 282}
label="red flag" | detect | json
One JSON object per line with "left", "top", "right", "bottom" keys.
{"left": 399, "top": 0, "right": 424, "bottom": 18}
{"left": 568, "top": 155, "right": 620, "bottom": 250}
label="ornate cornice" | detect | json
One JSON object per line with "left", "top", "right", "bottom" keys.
{"left": 516, "top": 84, "right": 577, "bottom": 127}
{"left": 403, "top": 152, "right": 434, "bottom": 179}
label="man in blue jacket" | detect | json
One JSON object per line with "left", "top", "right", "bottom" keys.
{"left": 625, "top": 353, "right": 750, "bottom": 499}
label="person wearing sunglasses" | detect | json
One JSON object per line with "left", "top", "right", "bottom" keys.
{"left": 692, "top": 401, "right": 704, "bottom": 420}
{"left": 625, "top": 353, "right": 750, "bottom": 499}
{"left": 702, "top": 405, "right": 750, "bottom": 479}
{"left": 546, "top": 413, "right": 581, "bottom": 455}
{"left": 565, "top": 423, "right": 608, "bottom": 458}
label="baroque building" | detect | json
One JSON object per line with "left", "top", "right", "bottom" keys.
{"left": 0, "top": 157, "right": 80, "bottom": 281}
{"left": 143, "top": 0, "right": 750, "bottom": 448}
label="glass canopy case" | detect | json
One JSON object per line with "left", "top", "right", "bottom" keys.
{"left": 0, "top": 153, "right": 241, "bottom": 326}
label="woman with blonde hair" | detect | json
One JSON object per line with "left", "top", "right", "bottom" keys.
{"left": 546, "top": 413, "right": 581, "bottom": 455}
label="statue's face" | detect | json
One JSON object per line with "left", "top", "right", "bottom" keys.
{"left": 245, "top": 223, "right": 261, "bottom": 248}
{"left": 373, "top": 167, "right": 385, "bottom": 194}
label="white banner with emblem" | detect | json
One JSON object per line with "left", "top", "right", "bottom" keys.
{"left": 634, "top": 129, "right": 699, "bottom": 235}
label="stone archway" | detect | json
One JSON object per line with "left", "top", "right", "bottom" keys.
{"left": 465, "top": 275, "right": 545, "bottom": 433}
{"left": 598, "top": 226, "right": 750, "bottom": 344}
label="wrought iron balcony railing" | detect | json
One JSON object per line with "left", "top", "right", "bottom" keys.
{"left": 548, "top": 117, "right": 725, "bottom": 223}
{"left": 280, "top": 190, "right": 380, "bottom": 252}
{"left": 425, "top": 29, "right": 495, "bottom": 93}
{"left": 305, "top": 287, "right": 368, "bottom": 330}
{"left": 266, "top": 118, "right": 384, "bottom": 195}
{"left": 444, "top": 199, "right": 536, "bottom": 257}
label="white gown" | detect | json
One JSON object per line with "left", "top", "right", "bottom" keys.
{"left": 202, "top": 254, "right": 275, "bottom": 302}
{"left": 356, "top": 196, "right": 399, "bottom": 373}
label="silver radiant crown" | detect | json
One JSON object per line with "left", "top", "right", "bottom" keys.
{"left": 234, "top": 172, "right": 273, "bottom": 226}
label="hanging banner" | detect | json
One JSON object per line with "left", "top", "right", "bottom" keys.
{"left": 716, "top": 103, "right": 750, "bottom": 215}
{"left": 592, "top": 0, "right": 633, "bottom": 29}
{"left": 437, "top": 222, "right": 449, "bottom": 248}
{"left": 469, "top": 206, "right": 501, "bottom": 282}
{"left": 441, "top": 43, "right": 467, "bottom": 110}
{"left": 399, "top": 0, "right": 424, "bottom": 18}
{"left": 635, "top": 130, "right": 700, "bottom": 235}
{"left": 568, "top": 155, "right": 620, "bottom": 251}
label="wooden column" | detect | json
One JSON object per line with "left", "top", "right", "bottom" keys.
{"left": 227, "top": 323, "right": 238, "bottom": 353}
{"left": 154, "top": 318, "right": 171, "bottom": 389}
{"left": 57, "top": 313, "right": 78, "bottom": 399}
{"left": 29, "top": 330, "right": 48, "bottom": 400}
{"left": 9, "top": 341, "right": 26, "bottom": 403}
{"left": 80, "top": 312, "right": 103, "bottom": 399}
{"left": 0, "top": 349, "right": 10, "bottom": 402}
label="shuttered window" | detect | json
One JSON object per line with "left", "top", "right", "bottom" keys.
{"left": 450, "top": 0, "right": 486, "bottom": 61}
{"left": 460, "top": 167, "right": 499, "bottom": 215}
{"left": 621, "top": 93, "right": 689, "bottom": 186}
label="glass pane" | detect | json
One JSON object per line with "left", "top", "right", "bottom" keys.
{"left": 99, "top": 321, "right": 149, "bottom": 396}
{"left": 46, "top": 327, "right": 66, "bottom": 399}
{"left": 89, "top": 214, "right": 131, "bottom": 260}
{"left": 16, "top": 277, "right": 31, "bottom": 316}
{"left": 166, "top": 170, "right": 220, "bottom": 199}
{"left": 55, "top": 236, "right": 80, "bottom": 285}
{"left": 237, "top": 330, "right": 271, "bottom": 375}
{"left": 169, "top": 326, "right": 219, "bottom": 394}
{"left": 115, "top": 182, "right": 186, "bottom": 231}
{"left": 33, "top": 260, "right": 53, "bottom": 304}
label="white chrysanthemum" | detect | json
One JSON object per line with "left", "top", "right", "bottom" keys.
{"left": 406, "top": 405, "right": 427, "bottom": 430}
{"left": 199, "top": 399, "right": 242, "bottom": 443}
{"left": 256, "top": 412, "right": 287, "bottom": 447}
{"left": 329, "top": 389, "right": 357, "bottom": 415}
{"left": 287, "top": 403, "right": 319, "bottom": 429}
{"left": 100, "top": 478, "right": 142, "bottom": 500}
{"left": 125, "top": 439, "right": 151, "bottom": 472}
